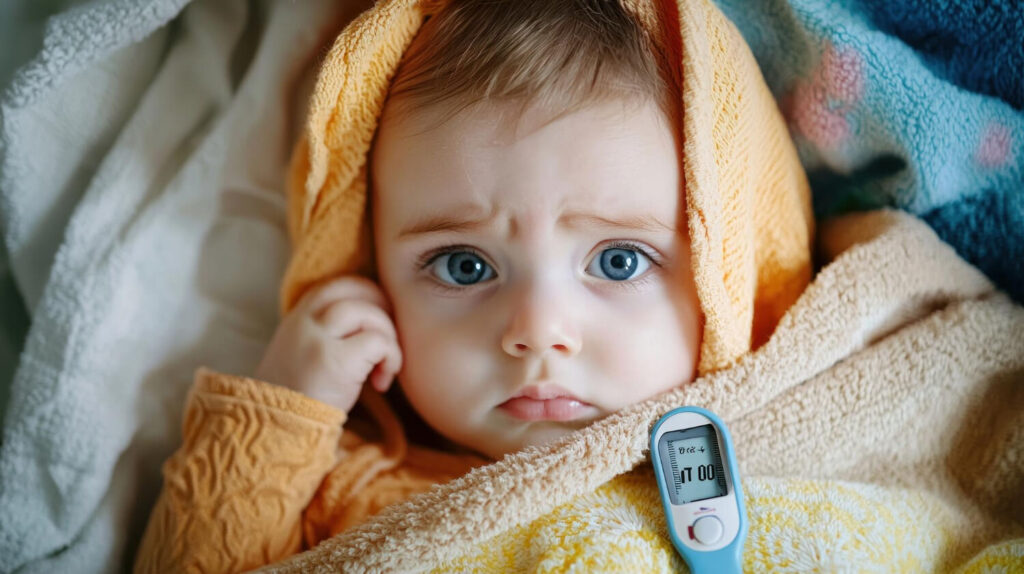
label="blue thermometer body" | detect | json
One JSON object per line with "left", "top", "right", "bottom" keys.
{"left": 650, "top": 406, "right": 746, "bottom": 573}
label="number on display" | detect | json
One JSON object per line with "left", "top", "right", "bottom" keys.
{"left": 680, "top": 464, "right": 715, "bottom": 484}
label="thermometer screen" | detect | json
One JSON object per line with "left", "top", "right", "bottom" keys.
{"left": 657, "top": 424, "right": 728, "bottom": 505}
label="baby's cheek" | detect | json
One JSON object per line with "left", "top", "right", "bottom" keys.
{"left": 397, "top": 316, "right": 491, "bottom": 412}
{"left": 591, "top": 307, "right": 694, "bottom": 403}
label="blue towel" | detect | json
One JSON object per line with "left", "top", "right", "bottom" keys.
{"left": 715, "top": 0, "right": 1024, "bottom": 302}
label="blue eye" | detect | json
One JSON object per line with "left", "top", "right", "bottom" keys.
{"left": 586, "top": 247, "right": 651, "bottom": 281}
{"left": 430, "top": 251, "right": 496, "bottom": 286}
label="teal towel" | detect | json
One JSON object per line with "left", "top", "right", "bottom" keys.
{"left": 716, "top": 0, "right": 1023, "bottom": 301}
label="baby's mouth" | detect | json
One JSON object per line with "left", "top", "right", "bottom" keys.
{"left": 497, "top": 384, "right": 594, "bottom": 422}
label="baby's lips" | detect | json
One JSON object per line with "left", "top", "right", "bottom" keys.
{"left": 497, "top": 396, "right": 592, "bottom": 421}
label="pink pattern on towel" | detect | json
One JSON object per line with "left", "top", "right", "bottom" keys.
{"left": 786, "top": 44, "right": 864, "bottom": 150}
{"left": 976, "top": 123, "right": 1012, "bottom": 168}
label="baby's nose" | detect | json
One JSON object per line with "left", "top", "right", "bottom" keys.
{"left": 500, "top": 292, "right": 582, "bottom": 358}
{"left": 502, "top": 337, "right": 579, "bottom": 358}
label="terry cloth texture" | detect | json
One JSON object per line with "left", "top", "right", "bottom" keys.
{"left": 280, "top": 0, "right": 815, "bottom": 375}
{"left": 261, "top": 209, "right": 1024, "bottom": 573}
{"left": 713, "top": 0, "right": 1024, "bottom": 302}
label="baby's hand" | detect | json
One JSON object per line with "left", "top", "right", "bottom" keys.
{"left": 254, "top": 276, "right": 403, "bottom": 413}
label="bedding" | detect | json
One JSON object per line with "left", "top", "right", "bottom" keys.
{"left": 0, "top": 0, "right": 1020, "bottom": 572}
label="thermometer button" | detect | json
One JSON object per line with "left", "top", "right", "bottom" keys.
{"left": 691, "top": 516, "right": 723, "bottom": 545}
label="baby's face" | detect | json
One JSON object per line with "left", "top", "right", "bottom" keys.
{"left": 372, "top": 98, "right": 701, "bottom": 459}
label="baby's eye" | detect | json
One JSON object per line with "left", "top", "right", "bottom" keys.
{"left": 429, "top": 251, "right": 496, "bottom": 286}
{"left": 585, "top": 246, "right": 651, "bottom": 281}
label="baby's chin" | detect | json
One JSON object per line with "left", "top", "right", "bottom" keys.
{"left": 457, "top": 419, "right": 596, "bottom": 461}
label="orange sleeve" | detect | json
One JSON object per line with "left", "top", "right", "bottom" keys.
{"left": 134, "top": 368, "right": 347, "bottom": 574}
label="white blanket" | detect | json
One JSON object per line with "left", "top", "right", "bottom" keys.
{"left": 0, "top": 0, "right": 370, "bottom": 570}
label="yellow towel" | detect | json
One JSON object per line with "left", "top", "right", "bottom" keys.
{"left": 281, "top": 0, "right": 813, "bottom": 374}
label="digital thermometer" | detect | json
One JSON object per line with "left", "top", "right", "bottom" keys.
{"left": 650, "top": 406, "right": 746, "bottom": 573}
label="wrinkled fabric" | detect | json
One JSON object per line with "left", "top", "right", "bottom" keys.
{"left": 134, "top": 370, "right": 483, "bottom": 573}
{"left": 0, "top": 0, "right": 371, "bottom": 570}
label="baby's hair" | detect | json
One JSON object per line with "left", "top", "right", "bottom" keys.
{"left": 388, "top": 0, "right": 678, "bottom": 123}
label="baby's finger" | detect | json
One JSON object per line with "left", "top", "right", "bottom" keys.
{"left": 369, "top": 362, "right": 397, "bottom": 393}
{"left": 337, "top": 331, "right": 402, "bottom": 390}
{"left": 294, "top": 275, "right": 391, "bottom": 318}
{"left": 370, "top": 335, "right": 403, "bottom": 392}
{"left": 316, "top": 299, "right": 397, "bottom": 341}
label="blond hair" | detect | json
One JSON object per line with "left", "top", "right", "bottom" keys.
{"left": 387, "top": 0, "right": 678, "bottom": 121}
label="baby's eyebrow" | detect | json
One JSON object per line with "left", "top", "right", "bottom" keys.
{"left": 397, "top": 210, "right": 674, "bottom": 238}
{"left": 560, "top": 212, "right": 674, "bottom": 233}
{"left": 398, "top": 211, "right": 498, "bottom": 238}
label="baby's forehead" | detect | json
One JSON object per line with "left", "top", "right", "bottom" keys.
{"left": 379, "top": 96, "right": 661, "bottom": 145}
{"left": 372, "top": 98, "right": 681, "bottom": 238}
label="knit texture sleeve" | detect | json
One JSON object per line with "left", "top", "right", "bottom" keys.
{"left": 134, "top": 368, "right": 346, "bottom": 574}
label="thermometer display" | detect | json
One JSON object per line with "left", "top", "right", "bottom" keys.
{"left": 657, "top": 424, "right": 727, "bottom": 504}
{"left": 651, "top": 407, "right": 746, "bottom": 573}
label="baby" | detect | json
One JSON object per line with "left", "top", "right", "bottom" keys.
{"left": 257, "top": 0, "right": 701, "bottom": 460}
{"left": 136, "top": 0, "right": 810, "bottom": 571}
